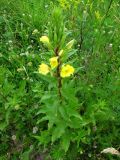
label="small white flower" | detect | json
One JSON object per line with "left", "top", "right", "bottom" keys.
{"left": 20, "top": 53, "right": 26, "bottom": 56}
{"left": 29, "top": 14, "right": 32, "bottom": 18}
{"left": 25, "top": 51, "right": 29, "bottom": 56}
{"left": 109, "top": 43, "right": 113, "bottom": 48}
{"left": 27, "top": 62, "right": 32, "bottom": 66}
{"left": 45, "top": 5, "right": 48, "bottom": 8}
{"left": 8, "top": 47, "right": 13, "bottom": 51}
{"left": 108, "top": 31, "right": 113, "bottom": 34}
{"left": 21, "top": 23, "right": 23, "bottom": 29}
{"left": 33, "top": 127, "right": 38, "bottom": 134}
{"left": 27, "top": 45, "right": 32, "bottom": 49}
{"left": 12, "top": 135, "right": 16, "bottom": 141}
{"left": 8, "top": 40, "right": 12, "bottom": 43}
{"left": 30, "top": 79, "right": 33, "bottom": 82}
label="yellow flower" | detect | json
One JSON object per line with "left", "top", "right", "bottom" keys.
{"left": 60, "top": 64, "right": 75, "bottom": 78}
{"left": 59, "top": 49, "right": 64, "bottom": 56}
{"left": 66, "top": 39, "right": 75, "bottom": 49}
{"left": 40, "top": 36, "right": 50, "bottom": 45}
{"left": 49, "top": 57, "right": 58, "bottom": 69}
{"left": 38, "top": 63, "right": 50, "bottom": 75}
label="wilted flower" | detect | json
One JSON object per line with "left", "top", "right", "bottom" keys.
{"left": 38, "top": 63, "right": 50, "bottom": 75}
{"left": 49, "top": 57, "right": 58, "bottom": 69}
{"left": 60, "top": 64, "right": 75, "bottom": 78}
{"left": 101, "top": 147, "right": 120, "bottom": 156}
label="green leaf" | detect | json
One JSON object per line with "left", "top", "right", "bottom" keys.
{"left": 61, "top": 132, "right": 71, "bottom": 152}
{"left": 41, "top": 92, "right": 57, "bottom": 102}
{"left": 68, "top": 117, "right": 82, "bottom": 129}
{"left": 0, "top": 122, "right": 7, "bottom": 131}
{"left": 52, "top": 122, "right": 66, "bottom": 142}
{"left": 33, "top": 130, "right": 51, "bottom": 145}
{"left": 58, "top": 106, "right": 68, "bottom": 121}
{"left": 0, "top": 155, "right": 7, "bottom": 160}
{"left": 20, "top": 147, "right": 33, "bottom": 160}
{"left": 37, "top": 116, "right": 49, "bottom": 124}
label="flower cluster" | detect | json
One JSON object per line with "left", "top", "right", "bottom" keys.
{"left": 38, "top": 36, "right": 75, "bottom": 78}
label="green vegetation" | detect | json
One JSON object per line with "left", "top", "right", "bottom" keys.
{"left": 0, "top": 0, "right": 120, "bottom": 159}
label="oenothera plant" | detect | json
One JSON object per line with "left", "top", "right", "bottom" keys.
{"left": 36, "top": 8, "right": 85, "bottom": 153}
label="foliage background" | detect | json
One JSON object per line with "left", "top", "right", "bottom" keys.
{"left": 0, "top": 0, "right": 120, "bottom": 159}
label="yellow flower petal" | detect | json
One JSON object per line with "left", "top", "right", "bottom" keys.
{"left": 38, "top": 63, "right": 50, "bottom": 75}
{"left": 49, "top": 57, "right": 58, "bottom": 69}
{"left": 60, "top": 64, "right": 75, "bottom": 78}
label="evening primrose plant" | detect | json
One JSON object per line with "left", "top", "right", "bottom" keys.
{"left": 35, "top": 8, "right": 84, "bottom": 155}
{"left": 38, "top": 7, "right": 75, "bottom": 98}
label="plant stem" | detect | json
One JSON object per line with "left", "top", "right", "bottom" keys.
{"left": 55, "top": 47, "right": 62, "bottom": 99}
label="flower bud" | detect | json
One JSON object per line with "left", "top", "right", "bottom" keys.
{"left": 66, "top": 39, "right": 74, "bottom": 49}
{"left": 59, "top": 49, "right": 64, "bottom": 56}
{"left": 14, "top": 104, "right": 20, "bottom": 110}
{"left": 40, "top": 36, "right": 50, "bottom": 46}
{"left": 32, "top": 29, "right": 39, "bottom": 35}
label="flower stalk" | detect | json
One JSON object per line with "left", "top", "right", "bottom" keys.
{"left": 38, "top": 7, "right": 75, "bottom": 100}
{"left": 55, "top": 47, "right": 62, "bottom": 99}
